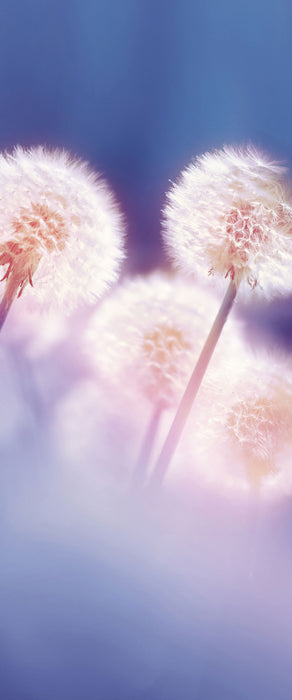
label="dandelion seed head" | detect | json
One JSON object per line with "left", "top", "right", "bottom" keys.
{"left": 164, "top": 145, "right": 292, "bottom": 298}
{"left": 225, "top": 368, "right": 292, "bottom": 489}
{"left": 141, "top": 323, "right": 192, "bottom": 406}
{"left": 84, "top": 272, "right": 220, "bottom": 409}
{"left": 228, "top": 395, "right": 280, "bottom": 462}
{"left": 173, "top": 348, "right": 292, "bottom": 495}
{"left": 0, "top": 147, "right": 125, "bottom": 312}
{"left": 226, "top": 397, "right": 277, "bottom": 483}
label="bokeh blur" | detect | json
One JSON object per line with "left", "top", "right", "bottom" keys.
{"left": 1, "top": 1, "right": 292, "bottom": 699}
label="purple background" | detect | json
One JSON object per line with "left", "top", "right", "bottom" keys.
{"left": 0, "top": 2, "right": 292, "bottom": 699}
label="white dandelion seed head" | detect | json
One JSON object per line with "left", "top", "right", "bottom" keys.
{"left": 163, "top": 145, "right": 292, "bottom": 299}
{"left": 226, "top": 381, "right": 289, "bottom": 461}
{"left": 0, "top": 146, "right": 126, "bottom": 312}
{"left": 83, "top": 271, "right": 222, "bottom": 409}
{"left": 174, "top": 348, "right": 292, "bottom": 495}
{"left": 140, "top": 319, "right": 193, "bottom": 407}
{"left": 225, "top": 369, "right": 292, "bottom": 489}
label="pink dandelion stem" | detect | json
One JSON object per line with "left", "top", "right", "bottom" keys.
{"left": 0, "top": 282, "right": 18, "bottom": 330}
{"left": 149, "top": 146, "right": 292, "bottom": 486}
{"left": 150, "top": 278, "right": 237, "bottom": 486}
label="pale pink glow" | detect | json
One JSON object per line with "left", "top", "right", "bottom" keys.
{"left": 83, "top": 271, "right": 225, "bottom": 410}
{"left": 163, "top": 146, "right": 292, "bottom": 299}
{"left": 0, "top": 147, "right": 126, "bottom": 312}
{"left": 170, "top": 347, "right": 292, "bottom": 498}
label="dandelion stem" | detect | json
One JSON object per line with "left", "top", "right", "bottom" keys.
{"left": 149, "top": 279, "right": 237, "bottom": 487}
{"left": 0, "top": 287, "right": 17, "bottom": 331}
{"left": 131, "top": 402, "right": 164, "bottom": 489}
{"left": 0, "top": 265, "right": 28, "bottom": 331}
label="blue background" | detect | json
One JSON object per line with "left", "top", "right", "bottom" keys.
{"left": 1, "top": 0, "right": 292, "bottom": 272}
{"left": 1, "top": 2, "right": 292, "bottom": 699}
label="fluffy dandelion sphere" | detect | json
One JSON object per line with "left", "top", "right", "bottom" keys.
{"left": 84, "top": 272, "right": 221, "bottom": 409}
{"left": 225, "top": 365, "right": 292, "bottom": 489}
{"left": 140, "top": 321, "right": 192, "bottom": 407}
{"left": 163, "top": 146, "right": 292, "bottom": 298}
{"left": 0, "top": 147, "right": 125, "bottom": 313}
{"left": 176, "top": 350, "right": 292, "bottom": 495}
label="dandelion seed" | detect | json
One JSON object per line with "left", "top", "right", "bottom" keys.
{"left": 150, "top": 146, "right": 292, "bottom": 486}
{"left": 84, "top": 272, "right": 218, "bottom": 405}
{"left": 0, "top": 146, "right": 125, "bottom": 327}
{"left": 226, "top": 372, "right": 292, "bottom": 492}
{"left": 83, "top": 272, "right": 221, "bottom": 484}
{"left": 174, "top": 351, "right": 292, "bottom": 496}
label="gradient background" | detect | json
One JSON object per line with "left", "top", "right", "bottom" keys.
{"left": 1, "top": 1, "right": 292, "bottom": 699}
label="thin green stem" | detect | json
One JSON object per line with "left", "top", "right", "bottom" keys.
{"left": 149, "top": 279, "right": 238, "bottom": 487}
{"left": 131, "top": 402, "right": 164, "bottom": 489}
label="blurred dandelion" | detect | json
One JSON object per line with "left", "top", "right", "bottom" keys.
{"left": 83, "top": 272, "right": 220, "bottom": 485}
{"left": 0, "top": 146, "right": 125, "bottom": 327}
{"left": 226, "top": 370, "right": 292, "bottom": 493}
{"left": 173, "top": 350, "right": 292, "bottom": 496}
{"left": 151, "top": 146, "right": 292, "bottom": 485}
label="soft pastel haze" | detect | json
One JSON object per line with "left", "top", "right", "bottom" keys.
{"left": 83, "top": 272, "right": 222, "bottom": 406}
{"left": 172, "top": 345, "right": 292, "bottom": 496}
{"left": 0, "top": 2, "right": 292, "bottom": 700}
